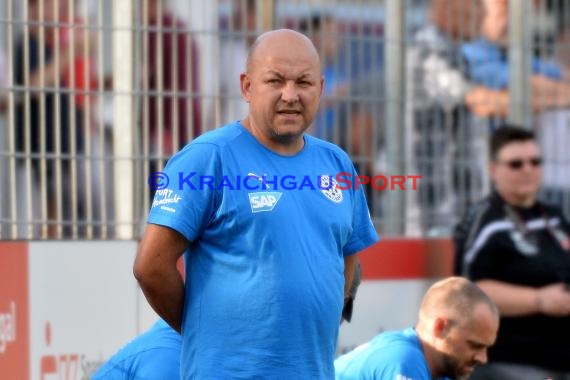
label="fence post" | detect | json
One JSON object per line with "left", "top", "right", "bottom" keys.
{"left": 384, "top": 0, "right": 406, "bottom": 235}
{"left": 113, "top": 0, "right": 135, "bottom": 239}
{"left": 259, "top": 0, "right": 275, "bottom": 32}
{"left": 508, "top": 0, "right": 532, "bottom": 126}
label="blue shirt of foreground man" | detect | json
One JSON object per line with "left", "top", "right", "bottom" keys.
{"left": 335, "top": 277, "right": 499, "bottom": 380}
{"left": 91, "top": 319, "right": 181, "bottom": 379}
{"left": 134, "top": 29, "right": 379, "bottom": 379}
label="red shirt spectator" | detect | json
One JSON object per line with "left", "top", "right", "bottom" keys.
{"left": 147, "top": 12, "right": 201, "bottom": 156}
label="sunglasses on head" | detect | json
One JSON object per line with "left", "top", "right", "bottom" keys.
{"left": 498, "top": 157, "right": 543, "bottom": 170}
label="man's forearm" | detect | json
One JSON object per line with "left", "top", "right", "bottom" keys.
{"left": 134, "top": 224, "right": 189, "bottom": 333}
{"left": 137, "top": 269, "right": 185, "bottom": 332}
{"left": 476, "top": 279, "right": 539, "bottom": 316}
{"left": 531, "top": 75, "right": 570, "bottom": 111}
{"left": 343, "top": 254, "right": 359, "bottom": 301}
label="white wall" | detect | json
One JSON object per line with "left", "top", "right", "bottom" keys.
{"left": 28, "top": 241, "right": 157, "bottom": 380}
{"left": 337, "top": 279, "right": 434, "bottom": 354}
{"left": 1, "top": 240, "right": 433, "bottom": 378}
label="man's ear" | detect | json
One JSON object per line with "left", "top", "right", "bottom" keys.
{"left": 433, "top": 317, "right": 449, "bottom": 338}
{"left": 240, "top": 73, "right": 252, "bottom": 103}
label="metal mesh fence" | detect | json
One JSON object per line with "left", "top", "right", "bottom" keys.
{"left": 0, "top": 0, "right": 569, "bottom": 240}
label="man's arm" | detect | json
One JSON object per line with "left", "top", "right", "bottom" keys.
{"left": 530, "top": 75, "right": 570, "bottom": 110}
{"left": 134, "top": 224, "right": 188, "bottom": 332}
{"left": 464, "top": 86, "right": 509, "bottom": 118}
{"left": 343, "top": 254, "right": 359, "bottom": 302}
{"left": 465, "top": 75, "right": 570, "bottom": 118}
{"left": 476, "top": 280, "right": 570, "bottom": 317}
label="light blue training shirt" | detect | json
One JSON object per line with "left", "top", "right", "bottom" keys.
{"left": 335, "top": 327, "right": 451, "bottom": 380}
{"left": 148, "top": 121, "right": 379, "bottom": 379}
{"left": 92, "top": 319, "right": 181, "bottom": 380}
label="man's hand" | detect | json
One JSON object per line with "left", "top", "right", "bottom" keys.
{"left": 536, "top": 283, "right": 570, "bottom": 317}
{"left": 342, "top": 257, "right": 361, "bottom": 323}
{"left": 465, "top": 87, "right": 509, "bottom": 117}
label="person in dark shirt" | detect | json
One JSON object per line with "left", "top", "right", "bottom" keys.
{"left": 14, "top": 0, "right": 89, "bottom": 237}
{"left": 455, "top": 125, "right": 570, "bottom": 380}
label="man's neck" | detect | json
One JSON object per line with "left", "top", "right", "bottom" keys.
{"left": 500, "top": 192, "right": 536, "bottom": 208}
{"left": 416, "top": 327, "right": 440, "bottom": 379}
{"left": 241, "top": 118, "right": 305, "bottom": 156}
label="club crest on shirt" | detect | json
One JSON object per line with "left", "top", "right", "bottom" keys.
{"left": 320, "top": 175, "right": 343, "bottom": 203}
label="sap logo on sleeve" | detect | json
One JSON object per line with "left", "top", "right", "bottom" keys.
{"left": 396, "top": 375, "right": 413, "bottom": 380}
{"left": 248, "top": 192, "right": 282, "bottom": 213}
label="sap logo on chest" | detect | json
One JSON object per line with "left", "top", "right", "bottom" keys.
{"left": 248, "top": 192, "right": 282, "bottom": 213}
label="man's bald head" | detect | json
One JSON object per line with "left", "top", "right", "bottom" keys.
{"left": 239, "top": 28, "right": 324, "bottom": 154}
{"left": 245, "top": 29, "right": 320, "bottom": 73}
{"left": 419, "top": 277, "right": 498, "bottom": 325}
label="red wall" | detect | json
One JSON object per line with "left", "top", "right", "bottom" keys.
{"left": 0, "top": 242, "right": 30, "bottom": 380}
{"left": 359, "top": 238, "right": 454, "bottom": 280}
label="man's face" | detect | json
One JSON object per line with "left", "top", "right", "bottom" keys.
{"left": 436, "top": 304, "right": 498, "bottom": 379}
{"left": 241, "top": 37, "right": 324, "bottom": 144}
{"left": 490, "top": 140, "right": 543, "bottom": 204}
{"left": 482, "top": 0, "right": 509, "bottom": 43}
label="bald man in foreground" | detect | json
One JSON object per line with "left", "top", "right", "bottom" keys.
{"left": 335, "top": 277, "right": 499, "bottom": 380}
{"left": 134, "top": 29, "right": 378, "bottom": 379}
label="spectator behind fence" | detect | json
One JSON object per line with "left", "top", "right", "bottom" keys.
{"left": 535, "top": 17, "right": 570, "bottom": 215}
{"left": 302, "top": 14, "right": 350, "bottom": 145}
{"left": 461, "top": 0, "right": 570, "bottom": 221}
{"left": 134, "top": 29, "right": 378, "bottom": 379}
{"left": 344, "top": 75, "right": 384, "bottom": 216}
{"left": 454, "top": 126, "right": 570, "bottom": 380}
{"left": 14, "top": 0, "right": 93, "bottom": 237}
{"left": 219, "top": 0, "right": 257, "bottom": 124}
{"left": 335, "top": 277, "right": 499, "bottom": 380}
{"left": 91, "top": 319, "right": 181, "bottom": 380}
{"left": 462, "top": 0, "right": 570, "bottom": 122}
{"left": 302, "top": 15, "right": 375, "bottom": 213}
{"left": 407, "top": 0, "right": 492, "bottom": 236}
{"left": 143, "top": 0, "right": 201, "bottom": 162}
